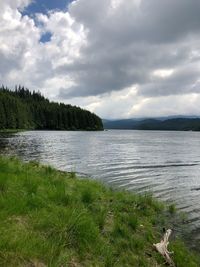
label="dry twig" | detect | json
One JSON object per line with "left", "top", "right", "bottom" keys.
{"left": 153, "top": 229, "right": 175, "bottom": 266}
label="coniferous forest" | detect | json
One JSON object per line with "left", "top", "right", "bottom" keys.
{"left": 0, "top": 86, "right": 103, "bottom": 131}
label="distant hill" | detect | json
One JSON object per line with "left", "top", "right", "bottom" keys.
{"left": 102, "top": 119, "right": 142, "bottom": 129}
{"left": 103, "top": 117, "right": 200, "bottom": 131}
{"left": 0, "top": 86, "right": 103, "bottom": 131}
{"left": 135, "top": 118, "right": 200, "bottom": 131}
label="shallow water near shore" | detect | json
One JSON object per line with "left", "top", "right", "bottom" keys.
{"left": 0, "top": 130, "right": 200, "bottom": 250}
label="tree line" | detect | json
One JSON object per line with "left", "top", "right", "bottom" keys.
{"left": 0, "top": 86, "right": 103, "bottom": 131}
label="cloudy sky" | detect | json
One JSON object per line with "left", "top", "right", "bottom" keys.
{"left": 1, "top": 0, "right": 200, "bottom": 119}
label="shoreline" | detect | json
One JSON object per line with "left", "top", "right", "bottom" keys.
{"left": 0, "top": 129, "right": 27, "bottom": 134}
{"left": 0, "top": 128, "right": 104, "bottom": 134}
{"left": 0, "top": 156, "right": 199, "bottom": 266}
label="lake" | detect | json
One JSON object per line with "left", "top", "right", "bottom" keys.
{"left": 1, "top": 130, "right": 200, "bottom": 249}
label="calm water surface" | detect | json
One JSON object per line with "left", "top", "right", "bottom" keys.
{"left": 1, "top": 130, "right": 200, "bottom": 248}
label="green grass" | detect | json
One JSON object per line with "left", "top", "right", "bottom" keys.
{"left": 0, "top": 157, "right": 199, "bottom": 266}
{"left": 169, "top": 203, "right": 176, "bottom": 214}
{"left": 0, "top": 129, "right": 27, "bottom": 133}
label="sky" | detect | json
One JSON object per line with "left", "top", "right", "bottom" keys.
{"left": 1, "top": 0, "right": 200, "bottom": 119}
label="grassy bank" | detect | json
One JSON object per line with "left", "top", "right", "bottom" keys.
{"left": 0, "top": 129, "right": 27, "bottom": 134}
{"left": 0, "top": 157, "right": 199, "bottom": 266}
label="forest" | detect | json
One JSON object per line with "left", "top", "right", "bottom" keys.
{"left": 0, "top": 86, "right": 103, "bottom": 131}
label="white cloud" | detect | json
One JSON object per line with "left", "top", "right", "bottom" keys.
{"left": 0, "top": 0, "right": 32, "bottom": 10}
{"left": 0, "top": 0, "right": 86, "bottom": 93}
{"left": 152, "top": 69, "right": 174, "bottom": 78}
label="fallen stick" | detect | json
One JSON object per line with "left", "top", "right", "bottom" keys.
{"left": 153, "top": 229, "right": 175, "bottom": 266}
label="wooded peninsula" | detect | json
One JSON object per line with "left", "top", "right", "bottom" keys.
{"left": 0, "top": 86, "right": 103, "bottom": 131}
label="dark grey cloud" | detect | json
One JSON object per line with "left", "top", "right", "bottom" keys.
{"left": 139, "top": 0, "right": 200, "bottom": 43}
{"left": 58, "top": 44, "right": 152, "bottom": 97}
{"left": 57, "top": 0, "right": 200, "bottom": 99}
{"left": 139, "top": 67, "right": 200, "bottom": 97}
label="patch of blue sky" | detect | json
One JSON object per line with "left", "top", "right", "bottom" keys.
{"left": 39, "top": 31, "right": 52, "bottom": 43}
{"left": 22, "top": 0, "right": 75, "bottom": 16}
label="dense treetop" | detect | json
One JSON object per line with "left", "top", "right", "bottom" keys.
{"left": 0, "top": 86, "right": 103, "bottom": 131}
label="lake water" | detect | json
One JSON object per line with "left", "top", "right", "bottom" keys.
{"left": 1, "top": 130, "right": 200, "bottom": 249}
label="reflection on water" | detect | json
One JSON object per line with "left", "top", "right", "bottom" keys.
{"left": 1, "top": 130, "right": 200, "bottom": 249}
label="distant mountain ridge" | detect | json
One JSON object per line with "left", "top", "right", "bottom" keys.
{"left": 103, "top": 117, "right": 200, "bottom": 131}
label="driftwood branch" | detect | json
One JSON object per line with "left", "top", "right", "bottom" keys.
{"left": 153, "top": 229, "right": 175, "bottom": 266}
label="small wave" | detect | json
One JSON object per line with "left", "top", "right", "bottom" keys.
{"left": 191, "top": 187, "right": 200, "bottom": 191}
{"left": 127, "top": 163, "right": 199, "bottom": 169}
